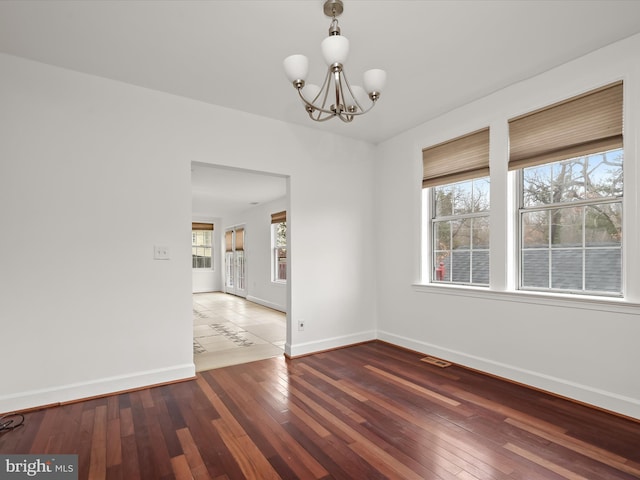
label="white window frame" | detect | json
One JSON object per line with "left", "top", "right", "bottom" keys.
{"left": 428, "top": 176, "right": 490, "bottom": 287}
{"left": 271, "top": 221, "right": 287, "bottom": 283}
{"left": 517, "top": 149, "right": 623, "bottom": 296}
{"left": 192, "top": 230, "right": 213, "bottom": 270}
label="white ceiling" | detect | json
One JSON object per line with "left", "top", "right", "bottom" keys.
{"left": 3, "top": 0, "right": 640, "bottom": 217}
{"left": 191, "top": 163, "right": 287, "bottom": 219}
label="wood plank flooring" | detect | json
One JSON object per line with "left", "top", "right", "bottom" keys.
{"left": 1, "top": 341, "right": 639, "bottom": 479}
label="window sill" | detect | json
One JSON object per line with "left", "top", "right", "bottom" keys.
{"left": 412, "top": 283, "right": 640, "bottom": 316}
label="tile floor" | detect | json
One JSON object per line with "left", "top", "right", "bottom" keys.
{"left": 192, "top": 292, "right": 286, "bottom": 372}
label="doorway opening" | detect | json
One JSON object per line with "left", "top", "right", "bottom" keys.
{"left": 191, "top": 162, "right": 289, "bottom": 371}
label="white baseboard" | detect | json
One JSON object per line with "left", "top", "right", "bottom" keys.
{"left": 246, "top": 295, "right": 286, "bottom": 313}
{"left": 0, "top": 363, "right": 196, "bottom": 414}
{"left": 286, "top": 330, "right": 376, "bottom": 358}
{"left": 377, "top": 330, "right": 640, "bottom": 420}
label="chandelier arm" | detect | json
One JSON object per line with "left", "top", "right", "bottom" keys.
{"left": 346, "top": 102, "right": 377, "bottom": 116}
{"left": 340, "top": 69, "right": 379, "bottom": 116}
{"left": 296, "top": 88, "right": 338, "bottom": 117}
{"left": 308, "top": 110, "right": 337, "bottom": 122}
{"left": 318, "top": 68, "right": 332, "bottom": 112}
{"left": 340, "top": 69, "right": 365, "bottom": 112}
{"left": 296, "top": 68, "right": 341, "bottom": 117}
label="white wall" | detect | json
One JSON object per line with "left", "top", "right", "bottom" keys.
{"left": 226, "top": 196, "right": 288, "bottom": 312}
{"left": 191, "top": 216, "right": 222, "bottom": 293}
{"left": 374, "top": 33, "right": 640, "bottom": 419}
{"left": 0, "top": 53, "right": 377, "bottom": 412}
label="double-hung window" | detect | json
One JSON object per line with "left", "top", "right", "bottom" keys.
{"left": 271, "top": 211, "right": 287, "bottom": 282}
{"left": 192, "top": 222, "right": 214, "bottom": 269}
{"left": 509, "top": 81, "right": 623, "bottom": 295}
{"left": 423, "top": 128, "right": 490, "bottom": 286}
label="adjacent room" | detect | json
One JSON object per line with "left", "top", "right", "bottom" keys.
{"left": 191, "top": 163, "right": 288, "bottom": 371}
{"left": 1, "top": 1, "right": 640, "bottom": 478}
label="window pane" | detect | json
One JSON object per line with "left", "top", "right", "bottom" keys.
{"left": 453, "top": 182, "right": 473, "bottom": 215}
{"left": 451, "top": 251, "right": 470, "bottom": 283}
{"left": 551, "top": 157, "right": 586, "bottom": 203}
{"left": 433, "top": 221, "right": 451, "bottom": 250}
{"left": 472, "top": 217, "right": 490, "bottom": 249}
{"left": 276, "top": 247, "right": 287, "bottom": 281}
{"left": 472, "top": 177, "right": 490, "bottom": 213}
{"left": 585, "top": 203, "right": 621, "bottom": 246}
{"left": 587, "top": 149, "right": 623, "bottom": 198}
{"left": 225, "top": 252, "right": 234, "bottom": 287}
{"left": 434, "top": 185, "right": 453, "bottom": 217}
{"left": 451, "top": 219, "right": 471, "bottom": 250}
{"left": 551, "top": 249, "right": 582, "bottom": 290}
{"left": 523, "top": 164, "right": 552, "bottom": 206}
{"left": 472, "top": 251, "right": 490, "bottom": 284}
{"left": 551, "top": 207, "right": 582, "bottom": 248}
{"left": 522, "top": 250, "right": 549, "bottom": 288}
{"left": 585, "top": 249, "right": 621, "bottom": 292}
{"left": 433, "top": 254, "right": 450, "bottom": 281}
{"left": 522, "top": 211, "right": 548, "bottom": 248}
{"left": 275, "top": 222, "right": 287, "bottom": 247}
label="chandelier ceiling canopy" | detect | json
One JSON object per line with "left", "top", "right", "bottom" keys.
{"left": 283, "top": 0, "right": 386, "bottom": 123}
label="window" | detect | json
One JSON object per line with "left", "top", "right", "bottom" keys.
{"left": 271, "top": 211, "right": 287, "bottom": 282}
{"left": 510, "top": 81, "right": 623, "bottom": 295}
{"left": 431, "top": 177, "right": 490, "bottom": 285}
{"left": 423, "top": 128, "right": 490, "bottom": 286}
{"left": 192, "top": 222, "right": 213, "bottom": 269}
{"left": 519, "top": 150, "right": 622, "bottom": 294}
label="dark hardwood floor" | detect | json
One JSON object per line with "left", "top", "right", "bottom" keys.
{"left": 1, "top": 341, "right": 639, "bottom": 479}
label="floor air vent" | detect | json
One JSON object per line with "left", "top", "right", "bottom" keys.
{"left": 421, "top": 356, "right": 452, "bottom": 368}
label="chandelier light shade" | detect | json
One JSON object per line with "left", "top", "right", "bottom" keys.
{"left": 283, "top": 0, "right": 386, "bottom": 123}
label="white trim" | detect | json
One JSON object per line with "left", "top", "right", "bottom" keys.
{"left": 377, "top": 330, "right": 640, "bottom": 419}
{"left": 285, "top": 330, "right": 376, "bottom": 358}
{"left": 246, "top": 295, "right": 286, "bottom": 313}
{"left": 0, "top": 363, "right": 195, "bottom": 414}
{"left": 412, "top": 283, "right": 640, "bottom": 316}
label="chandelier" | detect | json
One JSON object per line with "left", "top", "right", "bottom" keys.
{"left": 283, "top": 0, "right": 386, "bottom": 123}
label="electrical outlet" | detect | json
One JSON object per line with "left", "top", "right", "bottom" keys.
{"left": 298, "top": 319, "right": 305, "bottom": 331}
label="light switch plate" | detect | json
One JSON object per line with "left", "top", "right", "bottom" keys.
{"left": 154, "top": 245, "right": 170, "bottom": 260}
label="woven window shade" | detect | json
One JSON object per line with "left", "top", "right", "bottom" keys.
{"left": 235, "top": 228, "right": 245, "bottom": 251}
{"left": 271, "top": 211, "right": 286, "bottom": 224}
{"left": 422, "top": 128, "right": 490, "bottom": 188}
{"left": 509, "top": 81, "right": 623, "bottom": 170}
{"left": 225, "top": 231, "right": 233, "bottom": 252}
{"left": 192, "top": 222, "right": 214, "bottom": 231}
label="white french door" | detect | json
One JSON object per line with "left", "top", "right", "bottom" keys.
{"left": 224, "top": 227, "right": 247, "bottom": 298}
